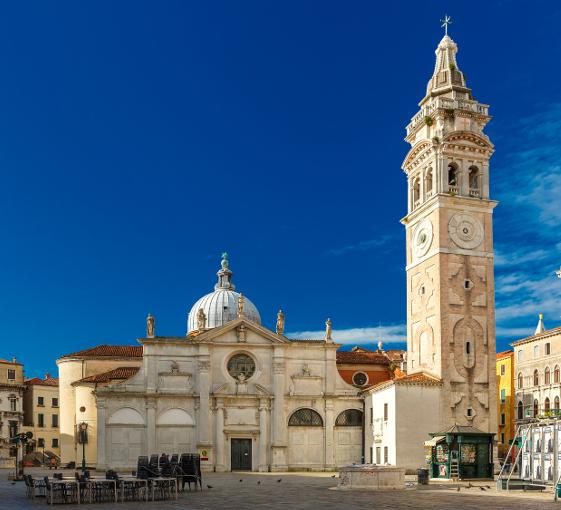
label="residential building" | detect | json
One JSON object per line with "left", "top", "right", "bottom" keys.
{"left": 496, "top": 350, "right": 514, "bottom": 461}
{"left": 513, "top": 315, "right": 561, "bottom": 421}
{"left": 0, "top": 358, "right": 25, "bottom": 467}
{"left": 22, "top": 373, "right": 61, "bottom": 458}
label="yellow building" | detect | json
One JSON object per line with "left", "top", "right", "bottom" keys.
{"left": 22, "top": 374, "right": 60, "bottom": 460}
{"left": 496, "top": 350, "right": 514, "bottom": 461}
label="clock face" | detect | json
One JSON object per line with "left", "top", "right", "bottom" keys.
{"left": 412, "top": 219, "right": 433, "bottom": 259}
{"left": 448, "top": 213, "right": 483, "bottom": 249}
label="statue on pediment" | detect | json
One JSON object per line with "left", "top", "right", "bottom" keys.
{"left": 276, "top": 310, "right": 285, "bottom": 335}
{"left": 238, "top": 293, "right": 245, "bottom": 317}
{"left": 197, "top": 308, "right": 206, "bottom": 331}
{"left": 146, "top": 313, "right": 155, "bottom": 338}
{"left": 325, "top": 318, "right": 332, "bottom": 341}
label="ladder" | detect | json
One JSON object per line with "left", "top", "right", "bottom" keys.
{"left": 450, "top": 458, "right": 459, "bottom": 479}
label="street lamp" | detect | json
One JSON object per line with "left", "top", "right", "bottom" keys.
{"left": 78, "top": 422, "right": 88, "bottom": 473}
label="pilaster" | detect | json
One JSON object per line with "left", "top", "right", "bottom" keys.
{"left": 145, "top": 397, "right": 156, "bottom": 455}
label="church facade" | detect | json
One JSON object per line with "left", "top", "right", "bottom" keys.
{"left": 94, "top": 256, "right": 364, "bottom": 472}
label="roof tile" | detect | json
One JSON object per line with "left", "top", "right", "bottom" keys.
{"left": 75, "top": 367, "right": 140, "bottom": 384}
{"left": 59, "top": 345, "right": 142, "bottom": 359}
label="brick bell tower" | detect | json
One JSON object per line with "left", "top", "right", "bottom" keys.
{"left": 401, "top": 27, "right": 497, "bottom": 433}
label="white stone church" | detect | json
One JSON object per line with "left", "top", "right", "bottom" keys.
{"left": 93, "top": 255, "right": 364, "bottom": 472}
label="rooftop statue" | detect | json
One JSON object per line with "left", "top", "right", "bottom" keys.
{"left": 325, "top": 318, "right": 332, "bottom": 341}
{"left": 221, "top": 252, "right": 229, "bottom": 270}
{"left": 238, "top": 293, "right": 245, "bottom": 317}
{"left": 276, "top": 310, "right": 285, "bottom": 335}
{"left": 146, "top": 313, "right": 155, "bottom": 338}
{"left": 197, "top": 308, "right": 206, "bottom": 331}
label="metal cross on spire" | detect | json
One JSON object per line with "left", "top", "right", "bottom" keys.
{"left": 441, "top": 14, "right": 452, "bottom": 36}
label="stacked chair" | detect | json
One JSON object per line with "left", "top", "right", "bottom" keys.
{"left": 178, "top": 453, "right": 203, "bottom": 491}
{"left": 134, "top": 452, "right": 202, "bottom": 495}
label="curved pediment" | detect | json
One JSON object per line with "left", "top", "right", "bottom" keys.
{"left": 442, "top": 131, "right": 494, "bottom": 153}
{"left": 402, "top": 140, "right": 434, "bottom": 172}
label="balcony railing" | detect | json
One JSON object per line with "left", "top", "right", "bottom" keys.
{"left": 469, "top": 188, "right": 481, "bottom": 198}
{"left": 406, "top": 97, "right": 490, "bottom": 135}
{"left": 448, "top": 185, "right": 459, "bottom": 194}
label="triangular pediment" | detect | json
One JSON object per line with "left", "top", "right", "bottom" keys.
{"left": 191, "top": 317, "right": 289, "bottom": 345}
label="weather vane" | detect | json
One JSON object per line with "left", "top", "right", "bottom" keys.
{"left": 441, "top": 15, "right": 452, "bottom": 36}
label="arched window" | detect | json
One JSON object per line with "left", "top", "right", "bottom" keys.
{"left": 288, "top": 408, "right": 323, "bottom": 427}
{"left": 534, "top": 399, "right": 539, "bottom": 417}
{"left": 468, "top": 165, "right": 480, "bottom": 196}
{"left": 518, "top": 372, "right": 523, "bottom": 389}
{"left": 412, "top": 177, "right": 421, "bottom": 207}
{"left": 545, "top": 367, "right": 551, "bottom": 385}
{"left": 545, "top": 397, "right": 551, "bottom": 412}
{"left": 517, "top": 401, "right": 524, "bottom": 420}
{"left": 425, "top": 168, "right": 433, "bottom": 197}
{"left": 448, "top": 163, "right": 459, "bottom": 190}
{"left": 534, "top": 369, "right": 539, "bottom": 387}
{"left": 335, "top": 409, "right": 364, "bottom": 427}
{"left": 555, "top": 366, "right": 560, "bottom": 383}
{"left": 555, "top": 396, "right": 560, "bottom": 412}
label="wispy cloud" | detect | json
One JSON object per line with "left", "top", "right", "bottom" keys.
{"left": 324, "top": 234, "right": 398, "bottom": 256}
{"left": 492, "top": 104, "right": 561, "bottom": 343}
{"left": 287, "top": 323, "right": 406, "bottom": 345}
{"left": 494, "top": 246, "right": 552, "bottom": 268}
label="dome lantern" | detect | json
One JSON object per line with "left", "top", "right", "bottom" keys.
{"left": 187, "top": 254, "right": 261, "bottom": 334}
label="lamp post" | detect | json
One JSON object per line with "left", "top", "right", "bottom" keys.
{"left": 78, "top": 422, "right": 88, "bottom": 473}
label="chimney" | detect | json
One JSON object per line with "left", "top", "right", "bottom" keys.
{"left": 45, "top": 372, "right": 51, "bottom": 380}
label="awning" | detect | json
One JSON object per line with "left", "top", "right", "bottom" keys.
{"left": 424, "top": 435, "right": 446, "bottom": 447}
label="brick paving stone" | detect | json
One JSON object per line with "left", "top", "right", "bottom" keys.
{"left": 1, "top": 468, "right": 559, "bottom": 510}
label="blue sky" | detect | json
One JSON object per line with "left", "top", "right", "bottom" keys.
{"left": 1, "top": 1, "right": 560, "bottom": 377}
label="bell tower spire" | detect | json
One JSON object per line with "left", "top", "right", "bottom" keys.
{"left": 401, "top": 23, "right": 497, "bottom": 435}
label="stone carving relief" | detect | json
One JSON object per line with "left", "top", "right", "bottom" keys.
{"left": 158, "top": 361, "right": 193, "bottom": 392}
{"left": 448, "top": 213, "right": 484, "bottom": 250}
{"left": 474, "top": 391, "right": 489, "bottom": 409}
{"left": 411, "top": 265, "right": 436, "bottom": 316}
{"left": 236, "top": 324, "right": 247, "bottom": 343}
{"left": 417, "top": 326, "right": 435, "bottom": 369}
{"left": 452, "top": 318, "right": 484, "bottom": 378}
{"left": 449, "top": 391, "right": 464, "bottom": 409}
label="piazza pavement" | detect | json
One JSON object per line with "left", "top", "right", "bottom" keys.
{"left": 1, "top": 468, "right": 560, "bottom": 510}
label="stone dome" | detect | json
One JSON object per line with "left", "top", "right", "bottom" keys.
{"left": 187, "top": 254, "right": 261, "bottom": 333}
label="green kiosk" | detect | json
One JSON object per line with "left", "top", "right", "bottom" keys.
{"left": 426, "top": 425, "right": 494, "bottom": 480}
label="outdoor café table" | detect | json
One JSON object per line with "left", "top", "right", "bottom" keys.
{"left": 119, "top": 477, "right": 149, "bottom": 502}
{"left": 45, "top": 478, "right": 80, "bottom": 505}
{"left": 84, "top": 477, "right": 118, "bottom": 503}
{"left": 150, "top": 477, "right": 178, "bottom": 501}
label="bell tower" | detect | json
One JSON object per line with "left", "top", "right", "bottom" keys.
{"left": 401, "top": 29, "right": 497, "bottom": 433}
